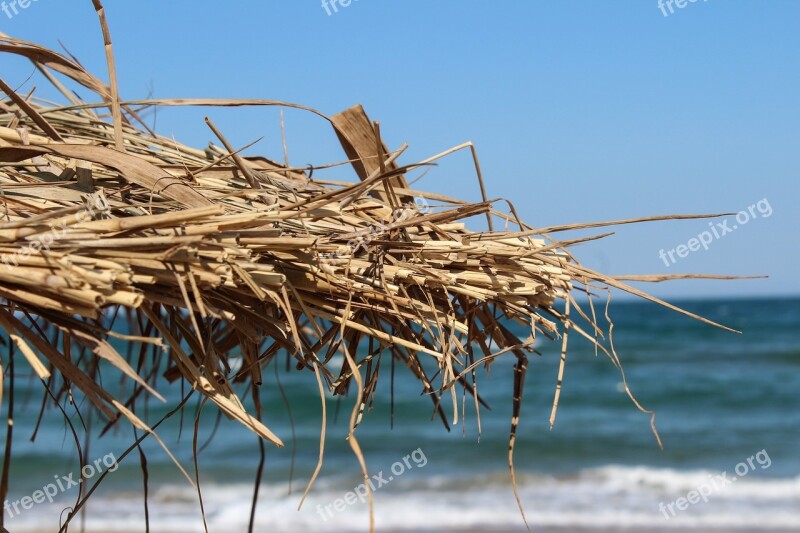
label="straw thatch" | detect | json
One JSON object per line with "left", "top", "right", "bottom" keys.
{"left": 0, "top": 17, "right": 748, "bottom": 533}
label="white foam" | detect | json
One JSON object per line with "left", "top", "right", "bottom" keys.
{"left": 5, "top": 465, "right": 799, "bottom": 531}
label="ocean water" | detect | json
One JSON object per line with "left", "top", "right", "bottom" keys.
{"left": 1, "top": 297, "right": 798, "bottom": 532}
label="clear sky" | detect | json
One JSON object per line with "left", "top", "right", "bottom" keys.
{"left": 1, "top": 1, "right": 797, "bottom": 299}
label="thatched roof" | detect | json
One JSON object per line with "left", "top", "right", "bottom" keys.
{"left": 0, "top": 20, "right": 746, "bottom": 532}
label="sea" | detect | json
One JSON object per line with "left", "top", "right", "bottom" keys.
{"left": 1, "top": 297, "right": 798, "bottom": 532}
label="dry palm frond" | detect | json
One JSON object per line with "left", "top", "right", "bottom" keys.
{"left": 0, "top": 30, "right": 751, "bottom": 533}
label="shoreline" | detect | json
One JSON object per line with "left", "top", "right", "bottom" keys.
{"left": 13, "top": 527, "right": 800, "bottom": 533}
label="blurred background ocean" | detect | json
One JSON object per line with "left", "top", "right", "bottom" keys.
{"left": 3, "top": 296, "right": 798, "bottom": 532}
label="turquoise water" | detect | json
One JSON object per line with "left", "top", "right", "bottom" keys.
{"left": 2, "top": 297, "right": 799, "bottom": 531}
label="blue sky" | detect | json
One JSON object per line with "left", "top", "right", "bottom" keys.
{"left": 1, "top": 1, "right": 797, "bottom": 299}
